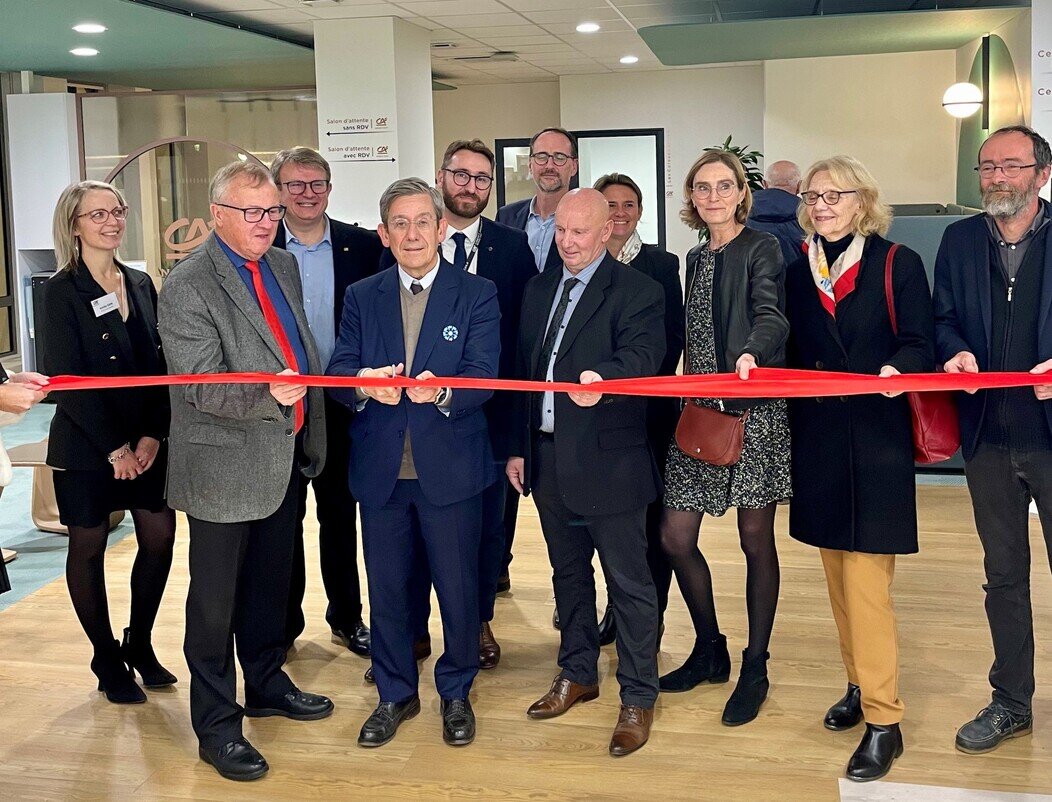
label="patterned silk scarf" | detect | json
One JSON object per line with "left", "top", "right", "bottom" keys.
{"left": 616, "top": 230, "right": 643, "bottom": 264}
{"left": 804, "top": 232, "right": 866, "bottom": 316}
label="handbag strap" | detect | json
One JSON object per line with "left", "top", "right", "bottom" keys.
{"left": 883, "top": 243, "right": 902, "bottom": 336}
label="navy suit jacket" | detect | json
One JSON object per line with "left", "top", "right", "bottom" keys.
{"left": 496, "top": 197, "right": 563, "bottom": 272}
{"left": 327, "top": 261, "right": 502, "bottom": 508}
{"left": 933, "top": 211, "right": 1052, "bottom": 459}
{"left": 381, "top": 218, "right": 534, "bottom": 459}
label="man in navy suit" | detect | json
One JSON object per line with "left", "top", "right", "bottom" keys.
{"left": 934, "top": 125, "right": 1052, "bottom": 754}
{"left": 328, "top": 178, "right": 501, "bottom": 748}
{"left": 271, "top": 147, "right": 383, "bottom": 658}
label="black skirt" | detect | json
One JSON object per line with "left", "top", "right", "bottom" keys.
{"left": 53, "top": 442, "right": 169, "bottom": 528}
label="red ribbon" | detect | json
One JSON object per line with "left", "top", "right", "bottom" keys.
{"left": 43, "top": 368, "right": 1050, "bottom": 398}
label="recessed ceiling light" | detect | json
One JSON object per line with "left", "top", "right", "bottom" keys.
{"left": 70, "top": 47, "right": 99, "bottom": 57}
{"left": 576, "top": 22, "right": 600, "bottom": 33}
{"left": 73, "top": 23, "right": 107, "bottom": 34}
{"left": 620, "top": 55, "right": 639, "bottom": 64}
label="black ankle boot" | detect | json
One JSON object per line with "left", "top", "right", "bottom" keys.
{"left": 721, "top": 650, "right": 769, "bottom": 726}
{"left": 598, "top": 604, "right": 617, "bottom": 646}
{"left": 121, "top": 627, "right": 177, "bottom": 688}
{"left": 659, "top": 634, "right": 731, "bottom": 692}
{"left": 846, "top": 723, "right": 903, "bottom": 782}
{"left": 91, "top": 640, "right": 146, "bottom": 704}
{"left": 825, "top": 683, "right": 863, "bottom": 731}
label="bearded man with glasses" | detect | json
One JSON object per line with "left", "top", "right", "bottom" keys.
{"left": 934, "top": 125, "right": 1052, "bottom": 755}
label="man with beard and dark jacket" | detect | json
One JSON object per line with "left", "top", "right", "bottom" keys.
{"left": 748, "top": 160, "right": 805, "bottom": 266}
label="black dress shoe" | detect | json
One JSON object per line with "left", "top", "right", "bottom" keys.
{"left": 245, "top": 689, "right": 334, "bottom": 721}
{"left": 358, "top": 697, "right": 421, "bottom": 747}
{"left": 441, "top": 697, "right": 476, "bottom": 746}
{"left": 552, "top": 608, "right": 561, "bottom": 630}
{"left": 199, "top": 738, "right": 269, "bottom": 782}
{"left": 846, "top": 723, "right": 903, "bottom": 782}
{"left": 332, "top": 619, "right": 371, "bottom": 658}
{"left": 825, "top": 683, "right": 863, "bottom": 731}
{"left": 496, "top": 572, "right": 511, "bottom": 594}
{"left": 598, "top": 605, "right": 617, "bottom": 647}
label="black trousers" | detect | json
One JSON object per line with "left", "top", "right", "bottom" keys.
{"left": 501, "top": 483, "right": 520, "bottom": 574}
{"left": 964, "top": 442, "right": 1052, "bottom": 715}
{"left": 184, "top": 468, "right": 300, "bottom": 748}
{"left": 532, "top": 435, "right": 660, "bottom": 707}
{"left": 287, "top": 397, "right": 362, "bottom": 642}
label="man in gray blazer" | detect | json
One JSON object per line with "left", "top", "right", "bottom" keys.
{"left": 158, "top": 161, "right": 332, "bottom": 782}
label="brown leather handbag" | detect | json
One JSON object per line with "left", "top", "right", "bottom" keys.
{"left": 675, "top": 401, "right": 750, "bottom": 466}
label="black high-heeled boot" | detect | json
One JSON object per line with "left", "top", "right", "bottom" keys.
{"left": 721, "top": 650, "right": 769, "bottom": 726}
{"left": 846, "top": 723, "right": 903, "bottom": 782}
{"left": 825, "top": 683, "right": 863, "bottom": 731}
{"left": 659, "top": 634, "right": 731, "bottom": 692}
{"left": 121, "top": 627, "right": 177, "bottom": 688}
{"left": 91, "top": 640, "right": 146, "bottom": 704}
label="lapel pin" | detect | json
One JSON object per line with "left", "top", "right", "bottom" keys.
{"left": 443, "top": 325, "right": 459, "bottom": 342}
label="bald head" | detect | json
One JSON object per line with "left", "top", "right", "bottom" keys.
{"left": 764, "top": 160, "right": 801, "bottom": 194}
{"left": 555, "top": 189, "right": 614, "bottom": 272}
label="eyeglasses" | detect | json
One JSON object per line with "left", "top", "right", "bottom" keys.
{"left": 280, "top": 179, "right": 330, "bottom": 195}
{"left": 387, "top": 215, "right": 437, "bottom": 234}
{"left": 215, "top": 203, "right": 286, "bottom": 223}
{"left": 975, "top": 162, "right": 1037, "bottom": 178}
{"left": 442, "top": 169, "right": 493, "bottom": 190}
{"left": 801, "top": 190, "right": 858, "bottom": 206}
{"left": 530, "top": 152, "right": 573, "bottom": 166}
{"left": 76, "top": 205, "right": 129, "bottom": 224}
{"left": 691, "top": 181, "right": 738, "bottom": 199}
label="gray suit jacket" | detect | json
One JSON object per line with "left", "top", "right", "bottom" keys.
{"left": 157, "top": 233, "right": 326, "bottom": 523}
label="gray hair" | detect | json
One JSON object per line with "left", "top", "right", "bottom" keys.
{"left": 209, "top": 160, "right": 275, "bottom": 204}
{"left": 270, "top": 146, "right": 331, "bottom": 184}
{"left": 765, "top": 160, "right": 801, "bottom": 191}
{"left": 52, "top": 180, "right": 125, "bottom": 272}
{"left": 378, "top": 178, "right": 443, "bottom": 225}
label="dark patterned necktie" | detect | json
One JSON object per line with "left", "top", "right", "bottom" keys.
{"left": 538, "top": 277, "right": 580, "bottom": 375}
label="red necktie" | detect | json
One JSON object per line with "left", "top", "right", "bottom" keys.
{"left": 244, "top": 260, "right": 304, "bottom": 433}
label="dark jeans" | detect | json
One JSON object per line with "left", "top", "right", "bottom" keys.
{"left": 964, "top": 443, "right": 1052, "bottom": 715}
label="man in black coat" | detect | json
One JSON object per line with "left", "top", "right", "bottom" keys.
{"left": 271, "top": 147, "right": 383, "bottom": 658}
{"left": 507, "top": 188, "right": 665, "bottom": 757}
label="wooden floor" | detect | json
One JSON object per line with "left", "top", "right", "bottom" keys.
{"left": 2, "top": 486, "right": 1052, "bottom": 800}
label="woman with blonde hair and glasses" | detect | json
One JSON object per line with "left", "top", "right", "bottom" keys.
{"left": 43, "top": 180, "right": 176, "bottom": 704}
{"left": 784, "top": 156, "right": 935, "bottom": 781}
{"left": 659, "top": 150, "right": 790, "bottom": 727}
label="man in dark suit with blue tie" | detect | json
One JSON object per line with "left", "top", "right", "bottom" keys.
{"left": 328, "top": 178, "right": 501, "bottom": 748}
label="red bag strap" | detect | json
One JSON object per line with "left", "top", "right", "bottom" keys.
{"left": 883, "top": 243, "right": 901, "bottom": 336}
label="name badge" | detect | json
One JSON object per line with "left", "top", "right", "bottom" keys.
{"left": 91, "top": 292, "right": 120, "bottom": 317}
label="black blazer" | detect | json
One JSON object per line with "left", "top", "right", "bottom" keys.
{"left": 41, "top": 263, "right": 169, "bottom": 470}
{"left": 381, "top": 217, "right": 535, "bottom": 460}
{"left": 684, "top": 226, "right": 788, "bottom": 410}
{"left": 511, "top": 253, "right": 666, "bottom": 517}
{"left": 496, "top": 197, "right": 563, "bottom": 272}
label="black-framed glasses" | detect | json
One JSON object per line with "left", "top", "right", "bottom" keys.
{"left": 975, "top": 162, "right": 1037, "bottom": 178}
{"left": 215, "top": 203, "right": 286, "bottom": 223}
{"left": 801, "top": 190, "right": 858, "bottom": 206}
{"left": 280, "top": 179, "right": 331, "bottom": 195}
{"left": 530, "top": 151, "right": 573, "bottom": 166}
{"left": 441, "top": 168, "right": 493, "bottom": 190}
{"left": 691, "top": 181, "right": 737, "bottom": 199}
{"left": 76, "top": 205, "right": 129, "bottom": 224}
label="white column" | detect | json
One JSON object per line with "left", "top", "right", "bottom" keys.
{"left": 313, "top": 17, "right": 435, "bottom": 228}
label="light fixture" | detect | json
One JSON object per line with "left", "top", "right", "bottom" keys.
{"left": 942, "top": 82, "right": 983, "bottom": 118}
{"left": 619, "top": 55, "right": 639, "bottom": 65}
{"left": 576, "top": 22, "right": 600, "bottom": 33}
{"left": 70, "top": 47, "right": 99, "bottom": 57}
{"left": 73, "top": 23, "right": 107, "bottom": 33}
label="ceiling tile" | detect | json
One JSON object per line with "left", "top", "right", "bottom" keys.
{"left": 474, "top": 34, "right": 565, "bottom": 46}
{"left": 522, "top": 8, "right": 624, "bottom": 24}
{"left": 456, "top": 24, "right": 548, "bottom": 37}
{"left": 540, "top": 20, "right": 635, "bottom": 34}
{"left": 397, "top": 0, "right": 510, "bottom": 15}
{"left": 306, "top": 4, "right": 413, "bottom": 19}
{"left": 500, "top": 0, "right": 610, "bottom": 10}
{"left": 427, "top": 13, "right": 528, "bottom": 27}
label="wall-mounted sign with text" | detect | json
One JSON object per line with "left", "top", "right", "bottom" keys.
{"left": 323, "top": 115, "right": 397, "bottom": 163}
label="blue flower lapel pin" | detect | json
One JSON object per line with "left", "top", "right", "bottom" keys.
{"left": 443, "top": 325, "right": 459, "bottom": 342}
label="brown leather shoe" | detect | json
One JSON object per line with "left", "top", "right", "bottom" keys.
{"left": 479, "top": 622, "right": 501, "bottom": 669}
{"left": 526, "top": 676, "right": 600, "bottom": 719}
{"left": 609, "top": 704, "right": 654, "bottom": 757}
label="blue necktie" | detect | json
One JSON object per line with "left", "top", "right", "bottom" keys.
{"left": 451, "top": 232, "right": 468, "bottom": 271}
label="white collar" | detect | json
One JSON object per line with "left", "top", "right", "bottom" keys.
{"left": 397, "top": 257, "right": 441, "bottom": 292}
{"left": 444, "top": 216, "right": 482, "bottom": 243}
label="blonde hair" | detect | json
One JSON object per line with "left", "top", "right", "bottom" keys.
{"left": 797, "top": 156, "right": 892, "bottom": 238}
{"left": 681, "top": 150, "right": 752, "bottom": 230}
{"left": 52, "top": 180, "right": 125, "bottom": 272}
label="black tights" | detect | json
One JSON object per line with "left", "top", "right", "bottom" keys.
{"left": 66, "top": 507, "right": 176, "bottom": 653}
{"left": 660, "top": 503, "right": 780, "bottom": 658}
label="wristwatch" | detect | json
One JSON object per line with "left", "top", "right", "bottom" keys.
{"left": 434, "top": 387, "right": 452, "bottom": 406}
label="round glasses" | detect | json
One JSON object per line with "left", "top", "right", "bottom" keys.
{"left": 280, "top": 179, "right": 330, "bottom": 195}
{"left": 442, "top": 169, "right": 493, "bottom": 190}
{"left": 801, "top": 190, "right": 858, "bottom": 206}
{"left": 76, "top": 205, "right": 129, "bottom": 224}
{"left": 214, "top": 203, "right": 286, "bottom": 223}
{"left": 691, "top": 182, "right": 737, "bottom": 199}
{"left": 530, "top": 152, "right": 573, "bottom": 166}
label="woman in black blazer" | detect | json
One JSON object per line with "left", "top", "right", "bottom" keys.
{"left": 785, "top": 156, "right": 935, "bottom": 782}
{"left": 43, "top": 181, "right": 176, "bottom": 704}
{"left": 595, "top": 173, "right": 685, "bottom": 643}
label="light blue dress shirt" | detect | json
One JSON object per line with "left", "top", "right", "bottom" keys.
{"left": 525, "top": 198, "right": 557, "bottom": 272}
{"left": 540, "top": 253, "right": 605, "bottom": 433}
{"left": 284, "top": 220, "right": 335, "bottom": 368}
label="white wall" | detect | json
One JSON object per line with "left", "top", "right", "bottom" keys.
{"left": 764, "top": 51, "right": 957, "bottom": 205}
{"left": 560, "top": 65, "right": 765, "bottom": 261}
